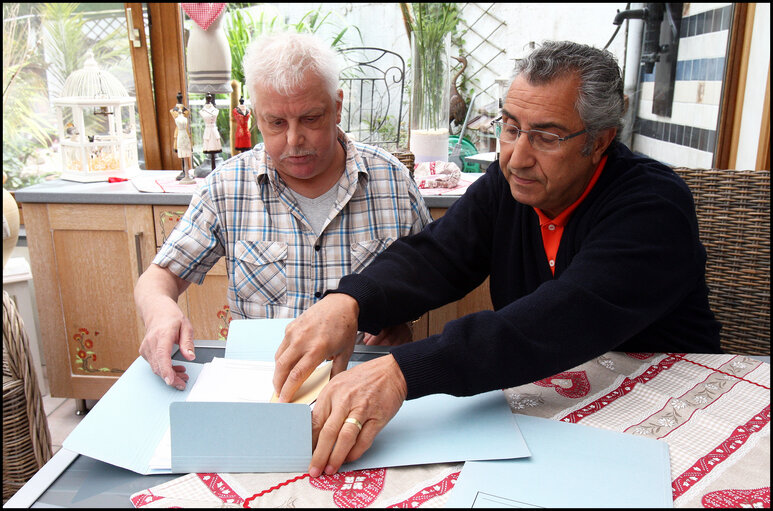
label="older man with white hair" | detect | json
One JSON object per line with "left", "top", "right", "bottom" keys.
{"left": 134, "top": 32, "right": 431, "bottom": 390}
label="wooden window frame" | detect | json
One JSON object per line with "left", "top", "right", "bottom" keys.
{"left": 125, "top": 3, "right": 187, "bottom": 171}
{"left": 714, "top": 3, "right": 769, "bottom": 171}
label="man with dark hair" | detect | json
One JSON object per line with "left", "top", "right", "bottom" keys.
{"left": 273, "top": 40, "right": 721, "bottom": 478}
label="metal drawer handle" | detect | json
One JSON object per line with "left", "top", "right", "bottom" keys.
{"left": 135, "top": 233, "right": 143, "bottom": 276}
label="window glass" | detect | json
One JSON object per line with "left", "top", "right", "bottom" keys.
{"left": 3, "top": 3, "right": 147, "bottom": 190}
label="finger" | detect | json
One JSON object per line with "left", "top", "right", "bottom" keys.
{"left": 156, "top": 345, "right": 177, "bottom": 387}
{"left": 344, "top": 421, "right": 379, "bottom": 463}
{"left": 178, "top": 320, "right": 196, "bottom": 361}
{"left": 310, "top": 393, "right": 332, "bottom": 450}
{"left": 274, "top": 321, "right": 295, "bottom": 362}
{"left": 276, "top": 355, "right": 318, "bottom": 403}
{"left": 325, "top": 418, "right": 363, "bottom": 475}
{"left": 309, "top": 410, "right": 347, "bottom": 478}
{"left": 172, "top": 365, "right": 189, "bottom": 382}
{"left": 330, "top": 353, "right": 350, "bottom": 378}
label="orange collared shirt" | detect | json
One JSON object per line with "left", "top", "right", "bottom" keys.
{"left": 535, "top": 155, "right": 607, "bottom": 276}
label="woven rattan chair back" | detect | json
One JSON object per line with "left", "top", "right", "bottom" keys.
{"left": 3, "top": 290, "right": 53, "bottom": 503}
{"left": 673, "top": 168, "right": 770, "bottom": 355}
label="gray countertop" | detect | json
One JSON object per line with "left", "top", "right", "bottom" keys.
{"left": 13, "top": 171, "right": 462, "bottom": 209}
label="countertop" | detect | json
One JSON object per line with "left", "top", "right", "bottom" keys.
{"left": 12, "top": 170, "right": 467, "bottom": 209}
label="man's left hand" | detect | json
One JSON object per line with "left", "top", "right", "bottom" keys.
{"left": 361, "top": 322, "right": 414, "bottom": 346}
{"left": 309, "top": 354, "right": 407, "bottom": 477}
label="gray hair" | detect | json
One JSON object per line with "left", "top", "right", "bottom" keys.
{"left": 243, "top": 32, "right": 341, "bottom": 103}
{"left": 514, "top": 40, "right": 624, "bottom": 155}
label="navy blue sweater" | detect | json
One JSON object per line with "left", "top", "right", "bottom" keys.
{"left": 334, "top": 141, "right": 721, "bottom": 400}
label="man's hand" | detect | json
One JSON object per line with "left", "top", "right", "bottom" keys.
{"left": 135, "top": 264, "right": 193, "bottom": 390}
{"left": 308, "top": 354, "right": 407, "bottom": 477}
{"left": 273, "top": 293, "right": 360, "bottom": 402}
{"left": 138, "top": 299, "right": 195, "bottom": 390}
{"left": 362, "top": 322, "right": 414, "bottom": 346}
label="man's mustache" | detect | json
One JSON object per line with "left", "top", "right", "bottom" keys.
{"left": 281, "top": 149, "right": 317, "bottom": 160}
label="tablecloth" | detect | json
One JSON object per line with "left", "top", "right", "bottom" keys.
{"left": 130, "top": 352, "right": 770, "bottom": 508}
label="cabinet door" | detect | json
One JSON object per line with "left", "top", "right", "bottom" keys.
{"left": 185, "top": 259, "right": 231, "bottom": 340}
{"left": 425, "top": 207, "right": 493, "bottom": 337}
{"left": 153, "top": 206, "right": 231, "bottom": 341}
{"left": 24, "top": 203, "right": 156, "bottom": 399}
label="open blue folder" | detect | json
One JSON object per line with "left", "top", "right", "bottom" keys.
{"left": 62, "top": 319, "right": 530, "bottom": 474}
{"left": 445, "top": 414, "right": 673, "bottom": 508}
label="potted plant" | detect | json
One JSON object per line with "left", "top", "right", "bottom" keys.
{"left": 402, "top": 3, "right": 459, "bottom": 163}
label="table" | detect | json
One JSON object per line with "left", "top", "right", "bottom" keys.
{"left": 8, "top": 352, "right": 770, "bottom": 508}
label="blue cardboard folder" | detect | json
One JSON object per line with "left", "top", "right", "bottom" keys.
{"left": 63, "top": 319, "right": 530, "bottom": 475}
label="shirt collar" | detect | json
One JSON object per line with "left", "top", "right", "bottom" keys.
{"left": 535, "top": 155, "right": 608, "bottom": 228}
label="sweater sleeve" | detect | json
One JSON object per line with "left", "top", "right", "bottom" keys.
{"left": 333, "top": 164, "right": 499, "bottom": 333}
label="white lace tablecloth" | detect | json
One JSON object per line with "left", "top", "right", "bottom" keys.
{"left": 130, "top": 353, "right": 770, "bottom": 508}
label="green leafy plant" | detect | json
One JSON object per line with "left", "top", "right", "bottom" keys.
{"left": 223, "top": 4, "right": 364, "bottom": 148}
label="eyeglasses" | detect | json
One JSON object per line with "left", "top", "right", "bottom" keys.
{"left": 490, "top": 116, "right": 587, "bottom": 153}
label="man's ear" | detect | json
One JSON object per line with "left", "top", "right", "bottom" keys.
{"left": 335, "top": 88, "right": 343, "bottom": 124}
{"left": 591, "top": 127, "right": 617, "bottom": 164}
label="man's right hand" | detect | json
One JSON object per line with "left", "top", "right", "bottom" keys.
{"left": 138, "top": 299, "right": 195, "bottom": 390}
{"left": 134, "top": 264, "right": 194, "bottom": 390}
{"left": 273, "top": 293, "right": 360, "bottom": 402}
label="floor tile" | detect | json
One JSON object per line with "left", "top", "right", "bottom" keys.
{"left": 46, "top": 399, "right": 84, "bottom": 447}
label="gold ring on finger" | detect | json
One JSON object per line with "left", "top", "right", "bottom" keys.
{"left": 344, "top": 417, "right": 363, "bottom": 432}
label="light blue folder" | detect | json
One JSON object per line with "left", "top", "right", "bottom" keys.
{"left": 170, "top": 402, "right": 310, "bottom": 473}
{"left": 63, "top": 318, "right": 530, "bottom": 475}
{"left": 445, "top": 414, "right": 673, "bottom": 508}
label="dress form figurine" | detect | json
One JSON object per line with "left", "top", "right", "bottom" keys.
{"left": 170, "top": 91, "right": 193, "bottom": 182}
{"left": 200, "top": 93, "right": 222, "bottom": 173}
{"left": 233, "top": 96, "right": 252, "bottom": 153}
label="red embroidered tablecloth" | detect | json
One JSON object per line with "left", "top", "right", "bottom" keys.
{"left": 130, "top": 353, "right": 770, "bottom": 508}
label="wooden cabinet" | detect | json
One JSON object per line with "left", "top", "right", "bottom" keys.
{"left": 23, "top": 203, "right": 156, "bottom": 400}
{"left": 422, "top": 207, "right": 493, "bottom": 337}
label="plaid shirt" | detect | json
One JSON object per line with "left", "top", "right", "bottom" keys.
{"left": 154, "top": 131, "right": 432, "bottom": 319}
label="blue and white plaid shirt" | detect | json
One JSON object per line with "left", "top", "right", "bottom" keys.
{"left": 154, "top": 130, "right": 432, "bottom": 319}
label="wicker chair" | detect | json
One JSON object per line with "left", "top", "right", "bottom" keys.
{"left": 3, "top": 290, "right": 53, "bottom": 503}
{"left": 673, "top": 168, "right": 770, "bottom": 355}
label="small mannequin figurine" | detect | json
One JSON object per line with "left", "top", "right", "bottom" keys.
{"left": 170, "top": 91, "right": 193, "bottom": 182}
{"left": 200, "top": 93, "right": 222, "bottom": 172}
{"left": 233, "top": 96, "right": 252, "bottom": 153}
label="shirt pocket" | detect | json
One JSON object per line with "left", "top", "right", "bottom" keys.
{"left": 233, "top": 240, "right": 288, "bottom": 305}
{"left": 350, "top": 237, "right": 395, "bottom": 274}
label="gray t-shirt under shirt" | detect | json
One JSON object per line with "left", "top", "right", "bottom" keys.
{"left": 288, "top": 184, "right": 338, "bottom": 236}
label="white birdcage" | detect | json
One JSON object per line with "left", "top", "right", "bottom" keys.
{"left": 52, "top": 50, "right": 139, "bottom": 182}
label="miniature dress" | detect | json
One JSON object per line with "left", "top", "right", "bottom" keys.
{"left": 200, "top": 104, "right": 222, "bottom": 153}
{"left": 175, "top": 114, "right": 193, "bottom": 158}
{"left": 233, "top": 106, "right": 252, "bottom": 150}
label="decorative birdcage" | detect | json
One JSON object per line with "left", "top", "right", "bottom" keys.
{"left": 52, "top": 50, "right": 139, "bottom": 182}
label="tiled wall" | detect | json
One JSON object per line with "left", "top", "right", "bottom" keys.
{"left": 632, "top": 3, "right": 732, "bottom": 168}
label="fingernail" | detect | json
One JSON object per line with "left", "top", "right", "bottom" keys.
{"left": 309, "top": 466, "right": 321, "bottom": 478}
{"left": 187, "top": 349, "right": 195, "bottom": 359}
{"left": 176, "top": 385, "right": 185, "bottom": 391}
{"left": 165, "top": 376, "right": 173, "bottom": 385}
{"left": 324, "top": 465, "right": 335, "bottom": 475}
